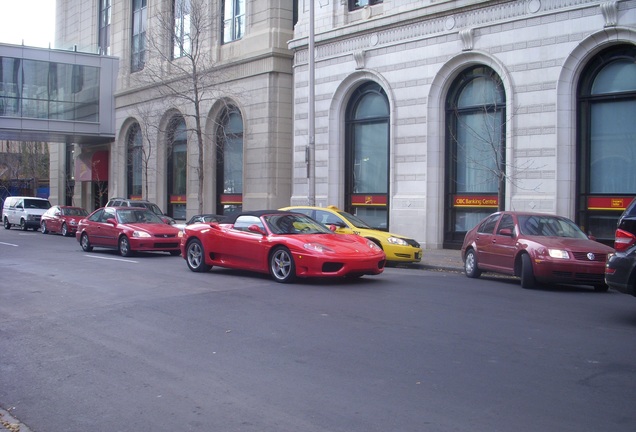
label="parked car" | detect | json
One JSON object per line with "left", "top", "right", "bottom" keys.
{"left": 181, "top": 210, "right": 386, "bottom": 283}
{"left": 41, "top": 205, "right": 89, "bottom": 236}
{"left": 171, "top": 214, "right": 226, "bottom": 231}
{"left": 461, "top": 211, "right": 614, "bottom": 290}
{"left": 105, "top": 198, "right": 175, "bottom": 225}
{"left": 2, "top": 196, "right": 52, "bottom": 231}
{"left": 279, "top": 205, "right": 422, "bottom": 264}
{"left": 605, "top": 197, "right": 636, "bottom": 296}
{"left": 76, "top": 207, "right": 181, "bottom": 257}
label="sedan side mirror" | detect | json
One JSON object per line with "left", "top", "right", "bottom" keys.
{"left": 499, "top": 228, "right": 513, "bottom": 237}
{"left": 106, "top": 218, "right": 118, "bottom": 226}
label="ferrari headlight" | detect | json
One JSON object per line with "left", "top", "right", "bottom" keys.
{"left": 304, "top": 243, "right": 335, "bottom": 253}
{"left": 132, "top": 231, "right": 151, "bottom": 238}
{"left": 366, "top": 239, "right": 382, "bottom": 251}
{"left": 387, "top": 237, "right": 408, "bottom": 246}
{"left": 548, "top": 249, "right": 569, "bottom": 259}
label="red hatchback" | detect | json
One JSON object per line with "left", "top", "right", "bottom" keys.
{"left": 76, "top": 207, "right": 181, "bottom": 257}
{"left": 41, "top": 205, "right": 89, "bottom": 237}
{"left": 461, "top": 211, "right": 614, "bottom": 290}
{"left": 180, "top": 210, "right": 386, "bottom": 283}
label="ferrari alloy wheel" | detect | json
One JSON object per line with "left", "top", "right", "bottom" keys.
{"left": 186, "top": 239, "right": 211, "bottom": 272}
{"left": 464, "top": 249, "right": 481, "bottom": 278}
{"left": 270, "top": 246, "right": 296, "bottom": 283}
{"left": 61, "top": 223, "right": 68, "bottom": 237}
{"left": 80, "top": 233, "right": 93, "bottom": 252}
{"left": 41, "top": 221, "right": 48, "bottom": 234}
{"left": 118, "top": 236, "right": 133, "bottom": 257}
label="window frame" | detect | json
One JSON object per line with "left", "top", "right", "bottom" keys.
{"left": 348, "top": 0, "right": 382, "bottom": 11}
{"left": 222, "top": 0, "right": 245, "bottom": 44}
{"left": 131, "top": 0, "right": 148, "bottom": 73}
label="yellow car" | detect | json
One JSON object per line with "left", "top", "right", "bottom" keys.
{"left": 280, "top": 205, "right": 422, "bottom": 263}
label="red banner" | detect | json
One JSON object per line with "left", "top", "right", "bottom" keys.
{"left": 453, "top": 195, "right": 498, "bottom": 208}
{"left": 587, "top": 196, "right": 633, "bottom": 211}
{"left": 170, "top": 195, "right": 186, "bottom": 204}
{"left": 350, "top": 195, "right": 387, "bottom": 206}
{"left": 220, "top": 194, "right": 243, "bottom": 204}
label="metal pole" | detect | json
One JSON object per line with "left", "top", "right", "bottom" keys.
{"left": 307, "top": 0, "right": 316, "bottom": 206}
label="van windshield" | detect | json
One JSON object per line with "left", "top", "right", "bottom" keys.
{"left": 24, "top": 199, "right": 51, "bottom": 209}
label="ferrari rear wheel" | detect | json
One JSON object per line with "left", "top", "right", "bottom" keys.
{"left": 270, "top": 246, "right": 296, "bottom": 283}
{"left": 41, "top": 221, "right": 48, "bottom": 234}
{"left": 61, "top": 223, "right": 68, "bottom": 237}
{"left": 186, "top": 239, "right": 211, "bottom": 272}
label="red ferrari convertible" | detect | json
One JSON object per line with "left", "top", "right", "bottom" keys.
{"left": 180, "top": 210, "right": 387, "bottom": 283}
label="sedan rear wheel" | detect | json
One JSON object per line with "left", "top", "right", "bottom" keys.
{"left": 270, "top": 246, "right": 296, "bottom": 283}
{"left": 186, "top": 239, "right": 211, "bottom": 272}
{"left": 118, "top": 236, "right": 134, "bottom": 257}
{"left": 80, "top": 233, "right": 93, "bottom": 252}
{"left": 41, "top": 221, "right": 48, "bottom": 234}
{"left": 464, "top": 249, "right": 481, "bottom": 278}
{"left": 520, "top": 253, "right": 536, "bottom": 289}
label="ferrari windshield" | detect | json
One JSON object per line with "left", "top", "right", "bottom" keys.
{"left": 265, "top": 214, "right": 332, "bottom": 235}
{"left": 518, "top": 215, "right": 588, "bottom": 239}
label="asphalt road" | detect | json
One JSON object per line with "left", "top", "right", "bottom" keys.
{"left": 1, "top": 227, "right": 636, "bottom": 432}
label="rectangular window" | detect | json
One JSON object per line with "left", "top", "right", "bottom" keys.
{"left": 348, "top": 0, "right": 382, "bottom": 11}
{"left": 173, "top": 0, "right": 191, "bottom": 58}
{"left": 131, "top": 0, "right": 148, "bottom": 72}
{"left": 222, "top": 0, "right": 245, "bottom": 44}
{"left": 99, "top": 0, "right": 111, "bottom": 55}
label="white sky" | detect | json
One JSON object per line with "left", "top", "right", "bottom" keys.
{"left": 0, "top": 0, "right": 56, "bottom": 48}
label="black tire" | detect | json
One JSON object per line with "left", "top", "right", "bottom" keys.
{"left": 118, "top": 236, "right": 134, "bottom": 257}
{"left": 185, "top": 239, "right": 211, "bottom": 272}
{"left": 593, "top": 283, "right": 609, "bottom": 292}
{"left": 3, "top": 218, "right": 11, "bottom": 229}
{"left": 269, "top": 246, "right": 296, "bottom": 283}
{"left": 464, "top": 249, "right": 481, "bottom": 278}
{"left": 80, "top": 233, "right": 93, "bottom": 252}
{"left": 61, "top": 223, "right": 68, "bottom": 237}
{"left": 520, "top": 253, "right": 536, "bottom": 289}
{"left": 20, "top": 219, "right": 28, "bottom": 231}
{"left": 41, "top": 221, "right": 48, "bottom": 234}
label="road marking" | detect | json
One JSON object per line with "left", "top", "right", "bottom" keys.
{"left": 0, "top": 241, "right": 18, "bottom": 247}
{"left": 84, "top": 254, "right": 138, "bottom": 264}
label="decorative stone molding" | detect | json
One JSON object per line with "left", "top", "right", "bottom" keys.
{"left": 600, "top": 2, "right": 618, "bottom": 27}
{"left": 353, "top": 50, "right": 366, "bottom": 69}
{"left": 460, "top": 28, "right": 474, "bottom": 51}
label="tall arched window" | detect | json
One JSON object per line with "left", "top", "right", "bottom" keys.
{"left": 168, "top": 117, "right": 187, "bottom": 219}
{"left": 216, "top": 107, "right": 243, "bottom": 215}
{"left": 345, "top": 82, "right": 390, "bottom": 230}
{"left": 578, "top": 45, "right": 636, "bottom": 242}
{"left": 126, "top": 123, "right": 143, "bottom": 199}
{"left": 445, "top": 66, "right": 505, "bottom": 248}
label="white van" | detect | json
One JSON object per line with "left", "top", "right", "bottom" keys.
{"left": 2, "top": 196, "right": 52, "bottom": 231}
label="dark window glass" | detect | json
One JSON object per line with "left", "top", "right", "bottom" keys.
{"left": 216, "top": 107, "right": 244, "bottom": 215}
{"left": 131, "top": 0, "right": 148, "bottom": 72}
{"left": 126, "top": 123, "right": 143, "bottom": 198}
{"left": 348, "top": 0, "right": 382, "bottom": 11}
{"left": 168, "top": 117, "right": 187, "bottom": 219}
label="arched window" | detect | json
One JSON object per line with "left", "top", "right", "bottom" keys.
{"left": 445, "top": 66, "right": 505, "bottom": 248}
{"left": 126, "top": 123, "right": 143, "bottom": 199}
{"left": 216, "top": 107, "right": 243, "bottom": 215}
{"left": 345, "top": 82, "right": 390, "bottom": 230}
{"left": 578, "top": 45, "right": 636, "bottom": 241}
{"left": 168, "top": 117, "right": 187, "bottom": 219}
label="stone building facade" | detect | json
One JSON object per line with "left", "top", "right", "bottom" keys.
{"left": 48, "top": 0, "right": 636, "bottom": 249}
{"left": 290, "top": 0, "right": 636, "bottom": 248}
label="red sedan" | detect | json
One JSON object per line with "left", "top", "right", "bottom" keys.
{"left": 41, "top": 205, "right": 89, "bottom": 236}
{"left": 180, "top": 210, "right": 386, "bottom": 283}
{"left": 461, "top": 211, "right": 614, "bottom": 290}
{"left": 76, "top": 207, "right": 181, "bottom": 257}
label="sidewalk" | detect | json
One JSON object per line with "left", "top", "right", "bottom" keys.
{"left": 397, "top": 248, "right": 465, "bottom": 273}
{"left": 0, "top": 408, "right": 30, "bottom": 432}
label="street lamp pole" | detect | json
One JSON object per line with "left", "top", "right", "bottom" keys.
{"left": 307, "top": 0, "right": 315, "bottom": 206}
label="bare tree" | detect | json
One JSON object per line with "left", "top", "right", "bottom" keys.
{"left": 0, "top": 140, "right": 49, "bottom": 195}
{"left": 449, "top": 100, "right": 543, "bottom": 212}
{"left": 134, "top": 0, "right": 238, "bottom": 214}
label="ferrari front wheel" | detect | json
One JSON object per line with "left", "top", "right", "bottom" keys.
{"left": 186, "top": 239, "right": 211, "bottom": 272}
{"left": 270, "top": 246, "right": 296, "bottom": 283}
